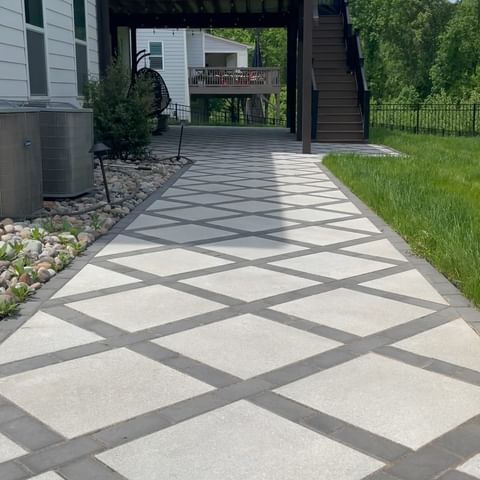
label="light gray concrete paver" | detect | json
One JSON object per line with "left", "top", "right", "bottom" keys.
{"left": 0, "top": 432, "right": 27, "bottom": 463}
{"left": 96, "top": 401, "right": 384, "bottom": 480}
{"left": 276, "top": 353, "right": 480, "bottom": 450}
{"left": 458, "top": 454, "right": 480, "bottom": 478}
{"left": 0, "top": 349, "right": 213, "bottom": 438}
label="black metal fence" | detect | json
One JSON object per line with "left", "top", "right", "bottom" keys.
{"left": 164, "top": 103, "right": 284, "bottom": 128}
{"left": 371, "top": 103, "right": 479, "bottom": 137}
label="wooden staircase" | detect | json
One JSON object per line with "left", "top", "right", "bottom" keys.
{"left": 313, "top": 15, "right": 365, "bottom": 143}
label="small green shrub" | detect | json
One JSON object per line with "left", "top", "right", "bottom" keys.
{"left": 0, "top": 299, "right": 18, "bottom": 319}
{"left": 31, "top": 226, "right": 45, "bottom": 241}
{"left": 84, "top": 61, "right": 154, "bottom": 159}
{"left": 10, "top": 283, "right": 33, "bottom": 302}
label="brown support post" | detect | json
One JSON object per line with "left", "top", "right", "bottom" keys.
{"left": 287, "top": 21, "right": 297, "bottom": 133}
{"left": 296, "top": 5, "right": 304, "bottom": 141}
{"left": 97, "top": 0, "right": 112, "bottom": 75}
{"left": 130, "top": 28, "right": 138, "bottom": 76}
{"left": 301, "top": 0, "right": 313, "bottom": 154}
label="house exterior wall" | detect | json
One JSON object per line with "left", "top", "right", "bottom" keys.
{"left": 137, "top": 28, "right": 189, "bottom": 107}
{"left": 0, "top": 0, "right": 99, "bottom": 105}
{"left": 0, "top": 0, "right": 29, "bottom": 100}
{"left": 186, "top": 29, "right": 204, "bottom": 67}
{"left": 204, "top": 34, "right": 249, "bottom": 68}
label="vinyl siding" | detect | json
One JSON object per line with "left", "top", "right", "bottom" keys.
{"left": 186, "top": 30, "right": 204, "bottom": 67}
{"left": 137, "top": 29, "right": 189, "bottom": 107}
{"left": 87, "top": 0, "right": 99, "bottom": 77}
{"left": 45, "top": 0, "right": 77, "bottom": 101}
{"left": 0, "top": 0, "right": 99, "bottom": 103}
{"left": 204, "top": 34, "right": 249, "bottom": 57}
{"left": 0, "top": 0, "right": 28, "bottom": 99}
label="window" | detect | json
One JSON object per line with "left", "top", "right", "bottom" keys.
{"left": 24, "top": 0, "right": 48, "bottom": 96}
{"left": 25, "top": 0, "right": 43, "bottom": 27}
{"left": 73, "top": 0, "right": 86, "bottom": 41}
{"left": 149, "top": 42, "right": 164, "bottom": 70}
{"left": 73, "top": 0, "right": 88, "bottom": 95}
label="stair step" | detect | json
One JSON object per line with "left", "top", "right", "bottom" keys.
{"left": 318, "top": 106, "right": 360, "bottom": 115}
{"left": 317, "top": 121, "right": 363, "bottom": 132}
{"left": 317, "top": 97, "right": 358, "bottom": 107}
{"left": 317, "top": 113, "right": 362, "bottom": 123}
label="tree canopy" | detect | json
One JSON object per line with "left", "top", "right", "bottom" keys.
{"left": 213, "top": 0, "right": 480, "bottom": 103}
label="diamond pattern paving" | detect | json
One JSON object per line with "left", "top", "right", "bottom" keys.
{"left": 154, "top": 314, "right": 339, "bottom": 378}
{"left": 0, "top": 349, "right": 213, "bottom": 438}
{"left": 97, "top": 401, "right": 384, "bottom": 480}
{"left": 0, "top": 127, "right": 478, "bottom": 479}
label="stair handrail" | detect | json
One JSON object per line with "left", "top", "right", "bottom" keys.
{"left": 340, "top": 0, "right": 370, "bottom": 139}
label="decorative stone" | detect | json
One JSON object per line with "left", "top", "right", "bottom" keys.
{"left": 23, "top": 240, "right": 43, "bottom": 255}
{"left": 37, "top": 268, "right": 51, "bottom": 283}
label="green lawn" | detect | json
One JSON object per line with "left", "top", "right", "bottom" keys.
{"left": 323, "top": 129, "right": 480, "bottom": 307}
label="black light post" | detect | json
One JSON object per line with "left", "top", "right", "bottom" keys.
{"left": 90, "top": 143, "right": 112, "bottom": 204}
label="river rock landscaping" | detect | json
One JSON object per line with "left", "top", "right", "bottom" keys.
{"left": 0, "top": 157, "right": 186, "bottom": 319}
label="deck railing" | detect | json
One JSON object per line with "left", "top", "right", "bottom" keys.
{"left": 188, "top": 67, "right": 281, "bottom": 92}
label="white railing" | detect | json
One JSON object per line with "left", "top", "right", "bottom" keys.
{"left": 188, "top": 67, "right": 280, "bottom": 90}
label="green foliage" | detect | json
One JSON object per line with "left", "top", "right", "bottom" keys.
{"left": 0, "top": 299, "right": 18, "bottom": 319}
{"left": 89, "top": 212, "right": 103, "bottom": 231}
{"left": 430, "top": 0, "right": 480, "bottom": 100}
{"left": 325, "top": 129, "right": 480, "bottom": 306}
{"left": 31, "top": 226, "right": 45, "bottom": 241}
{"left": 10, "top": 283, "right": 33, "bottom": 302}
{"left": 84, "top": 61, "right": 154, "bottom": 159}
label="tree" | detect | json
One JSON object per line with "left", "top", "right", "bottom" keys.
{"left": 430, "top": 0, "right": 480, "bottom": 100}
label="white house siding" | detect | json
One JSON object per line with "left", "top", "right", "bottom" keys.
{"left": 0, "top": 0, "right": 29, "bottom": 100}
{"left": 87, "top": 0, "right": 99, "bottom": 78}
{"left": 45, "top": 0, "right": 77, "bottom": 101}
{"left": 204, "top": 34, "right": 249, "bottom": 68}
{"left": 186, "top": 30, "right": 204, "bottom": 67}
{"left": 0, "top": 0, "right": 99, "bottom": 104}
{"left": 137, "top": 29, "right": 189, "bottom": 108}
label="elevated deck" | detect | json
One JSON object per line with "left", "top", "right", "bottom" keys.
{"left": 188, "top": 67, "right": 281, "bottom": 96}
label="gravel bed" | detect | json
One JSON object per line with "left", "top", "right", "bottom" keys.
{"left": 0, "top": 157, "right": 186, "bottom": 319}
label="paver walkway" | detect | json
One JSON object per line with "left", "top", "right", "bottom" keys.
{"left": 1, "top": 127, "right": 480, "bottom": 480}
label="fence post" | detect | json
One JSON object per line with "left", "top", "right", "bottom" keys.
{"left": 415, "top": 104, "right": 420, "bottom": 134}
{"left": 473, "top": 104, "right": 477, "bottom": 136}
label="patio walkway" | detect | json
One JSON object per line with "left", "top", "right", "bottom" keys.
{"left": 1, "top": 127, "right": 480, "bottom": 480}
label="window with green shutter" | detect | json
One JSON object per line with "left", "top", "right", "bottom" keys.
{"left": 149, "top": 42, "right": 164, "bottom": 70}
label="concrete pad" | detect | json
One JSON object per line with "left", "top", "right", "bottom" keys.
{"left": 200, "top": 236, "right": 307, "bottom": 260}
{"left": 458, "top": 454, "right": 480, "bottom": 478}
{"left": 111, "top": 249, "right": 232, "bottom": 277}
{"left": 170, "top": 193, "right": 236, "bottom": 204}
{"left": 342, "top": 239, "right": 407, "bottom": 262}
{"left": 272, "top": 194, "right": 334, "bottom": 206}
{"left": 30, "top": 474, "right": 64, "bottom": 480}
{"left": 140, "top": 224, "right": 235, "bottom": 243}
{"left": 162, "top": 187, "right": 198, "bottom": 197}
{"left": 271, "top": 252, "right": 393, "bottom": 280}
{"left": 0, "top": 312, "right": 103, "bottom": 364}
{"left": 182, "top": 266, "right": 318, "bottom": 301}
{"left": 97, "top": 401, "right": 383, "bottom": 480}
{"left": 227, "top": 179, "right": 277, "bottom": 188}
{"left": 270, "top": 208, "right": 351, "bottom": 223}
{"left": 211, "top": 215, "right": 297, "bottom": 233}
{"left": 276, "top": 353, "right": 480, "bottom": 449}
{"left": 322, "top": 202, "right": 362, "bottom": 214}
{"left": 222, "top": 188, "right": 277, "bottom": 199}
{"left": 272, "top": 288, "right": 434, "bottom": 336}
{"left": 158, "top": 206, "right": 237, "bottom": 221}
{"left": 96, "top": 234, "right": 159, "bottom": 258}
{"left": 0, "top": 349, "right": 213, "bottom": 438}
{"left": 125, "top": 214, "right": 177, "bottom": 230}
{"left": 147, "top": 199, "right": 188, "bottom": 211}
{"left": 394, "top": 319, "right": 480, "bottom": 372}
{"left": 362, "top": 270, "right": 448, "bottom": 304}
{"left": 219, "top": 200, "right": 284, "bottom": 213}
{"left": 68, "top": 285, "right": 225, "bottom": 332}
{"left": 52, "top": 265, "right": 140, "bottom": 299}
{"left": 329, "top": 218, "right": 381, "bottom": 233}
{"left": 270, "top": 225, "right": 368, "bottom": 246}
{"left": 0, "top": 433, "right": 27, "bottom": 463}
{"left": 155, "top": 314, "right": 339, "bottom": 378}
